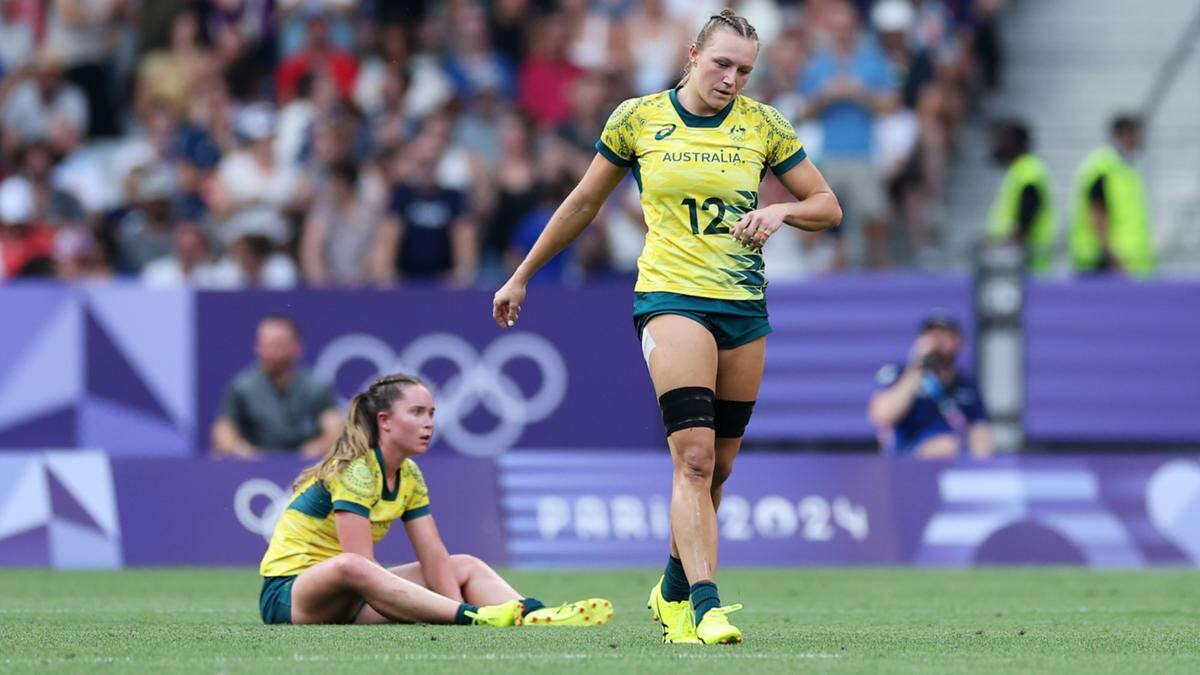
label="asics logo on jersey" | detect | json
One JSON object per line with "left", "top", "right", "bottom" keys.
{"left": 313, "top": 332, "right": 568, "bottom": 457}
{"left": 655, "top": 124, "right": 677, "bottom": 140}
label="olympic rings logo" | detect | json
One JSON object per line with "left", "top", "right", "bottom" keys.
{"left": 312, "top": 332, "right": 568, "bottom": 457}
{"left": 234, "top": 478, "right": 289, "bottom": 541}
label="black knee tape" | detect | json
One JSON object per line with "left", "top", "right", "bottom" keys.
{"left": 714, "top": 399, "right": 755, "bottom": 438}
{"left": 658, "top": 387, "right": 715, "bottom": 436}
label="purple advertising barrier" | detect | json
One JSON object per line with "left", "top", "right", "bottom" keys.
{"left": 498, "top": 451, "right": 1199, "bottom": 568}
{"left": 1025, "top": 280, "right": 1200, "bottom": 441}
{"left": 112, "top": 454, "right": 506, "bottom": 566}
{"left": 751, "top": 275, "right": 974, "bottom": 442}
{"left": 5, "top": 451, "right": 1200, "bottom": 569}
{"left": 498, "top": 452, "right": 907, "bottom": 567}
{"left": 195, "top": 287, "right": 660, "bottom": 458}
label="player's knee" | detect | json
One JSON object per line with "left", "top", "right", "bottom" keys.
{"left": 674, "top": 441, "right": 715, "bottom": 482}
{"left": 714, "top": 399, "right": 755, "bottom": 440}
{"left": 331, "top": 552, "right": 373, "bottom": 587}
{"left": 659, "top": 386, "right": 715, "bottom": 437}
{"left": 449, "top": 553, "right": 487, "bottom": 579}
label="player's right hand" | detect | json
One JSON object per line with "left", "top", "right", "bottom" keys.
{"left": 492, "top": 280, "right": 527, "bottom": 329}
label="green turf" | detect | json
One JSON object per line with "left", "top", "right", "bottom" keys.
{"left": 1, "top": 567, "right": 1197, "bottom": 673}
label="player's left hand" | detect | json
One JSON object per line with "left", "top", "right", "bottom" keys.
{"left": 731, "top": 204, "right": 785, "bottom": 249}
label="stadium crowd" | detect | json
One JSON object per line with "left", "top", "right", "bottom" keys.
{"left": 0, "top": 0, "right": 1005, "bottom": 286}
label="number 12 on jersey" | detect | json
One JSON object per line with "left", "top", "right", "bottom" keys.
{"left": 682, "top": 191, "right": 759, "bottom": 236}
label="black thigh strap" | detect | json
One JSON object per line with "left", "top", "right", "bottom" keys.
{"left": 658, "top": 386, "right": 716, "bottom": 436}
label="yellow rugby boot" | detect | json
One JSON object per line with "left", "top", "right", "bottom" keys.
{"left": 648, "top": 577, "right": 699, "bottom": 644}
{"left": 695, "top": 604, "right": 743, "bottom": 644}
{"left": 466, "top": 599, "right": 523, "bottom": 627}
{"left": 524, "top": 598, "right": 613, "bottom": 626}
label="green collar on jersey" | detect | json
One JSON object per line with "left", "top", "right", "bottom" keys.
{"left": 669, "top": 87, "right": 736, "bottom": 128}
{"left": 372, "top": 446, "right": 401, "bottom": 501}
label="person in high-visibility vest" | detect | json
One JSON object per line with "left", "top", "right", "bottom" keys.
{"left": 986, "top": 120, "right": 1056, "bottom": 274}
{"left": 1070, "top": 115, "right": 1155, "bottom": 277}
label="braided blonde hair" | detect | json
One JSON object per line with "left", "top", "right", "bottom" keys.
{"left": 291, "top": 373, "right": 426, "bottom": 492}
{"left": 678, "top": 8, "right": 759, "bottom": 86}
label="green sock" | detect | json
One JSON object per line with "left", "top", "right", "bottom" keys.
{"left": 690, "top": 581, "right": 720, "bottom": 625}
{"left": 661, "top": 556, "right": 690, "bottom": 602}
{"left": 454, "top": 603, "right": 479, "bottom": 625}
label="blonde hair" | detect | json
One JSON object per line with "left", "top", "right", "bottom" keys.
{"left": 678, "top": 8, "right": 760, "bottom": 87}
{"left": 291, "top": 373, "right": 425, "bottom": 492}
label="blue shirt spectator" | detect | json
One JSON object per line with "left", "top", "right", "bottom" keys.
{"left": 800, "top": 32, "right": 896, "bottom": 158}
{"left": 868, "top": 312, "right": 993, "bottom": 459}
{"left": 390, "top": 183, "right": 468, "bottom": 279}
{"left": 874, "top": 361, "right": 988, "bottom": 456}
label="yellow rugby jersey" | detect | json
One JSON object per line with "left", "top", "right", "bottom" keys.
{"left": 596, "top": 89, "right": 806, "bottom": 300}
{"left": 259, "top": 447, "right": 431, "bottom": 578}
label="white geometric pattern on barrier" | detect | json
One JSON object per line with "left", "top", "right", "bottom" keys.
{"left": 917, "top": 467, "right": 1143, "bottom": 567}
{"left": 0, "top": 299, "right": 82, "bottom": 432}
{"left": 0, "top": 451, "right": 122, "bottom": 568}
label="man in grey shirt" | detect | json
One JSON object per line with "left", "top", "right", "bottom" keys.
{"left": 211, "top": 316, "right": 342, "bottom": 458}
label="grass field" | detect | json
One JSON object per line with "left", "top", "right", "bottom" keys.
{"left": 1, "top": 567, "right": 1198, "bottom": 674}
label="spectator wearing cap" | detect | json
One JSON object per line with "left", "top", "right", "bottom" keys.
{"left": 0, "top": 175, "right": 55, "bottom": 279}
{"left": 211, "top": 103, "right": 304, "bottom": 222}
{"left": 868, "top": 311, "right": 992, "bottom": 459}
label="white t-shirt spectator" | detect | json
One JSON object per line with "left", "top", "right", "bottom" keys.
{"left": 1, "top": 80, "right": 88, "bottom": 143}
{"left": 215, "top": 150, "right": 301, "bottom": 211}
{"left": 141, "top": 256, "right": 230, "bottom": 288}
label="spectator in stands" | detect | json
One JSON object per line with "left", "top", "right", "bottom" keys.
{"left": 211, "top": 103, "right": 304, "bottom": 224}
{"left": 275, "top": 8, "right": 358, "bottom": 103}
{"left": 381, "top": 131, "right": 477, "bottom": 286}
{"left": 479, "top": 111, "right": 540, "bottom": 281}
{"left": 213, "top": 206, "right": 299, "bottom": 288}
{"left": 517, "top": 12, "right": 584, "bottom": 128}
{"left": 801, "top": 0, "right": 899, "bottom": 268}
{"left": 141, "top": 221, "right": 224, "bottom": 287}
{"left": 986, "top": 119, "right": 1056, "bottom": 275}
{"left": 868, "top": 311, "right": 992, "bottom": 459}
{"left": 136, "top": 8, "right": 214, "bottom": 120}
{"left": 212, "top": 315, "right": 342, "bottom": 458}
{"left": 0, "top": 175, "right": 55, "bottom": 279}
{"left": 114, "top": 164, "right": 178, "bottom": 273}
{"left": 0, "top": 51, "right": 89, "bottom": 154}
{"left": 43, "top": 0, "right": 123, "bottom": 137}
{"left": 300, "top": 159, "right": 389, "bottom": 286}
{"left": 0, "top": 3, "right": 36, "bottom": 78}
{"left": 1069, "top": 114, "right": 1155, "bottom": 278}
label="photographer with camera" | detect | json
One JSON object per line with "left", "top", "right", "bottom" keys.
{"left": 868, "top": 311, "right": 993, "bottom": 459}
